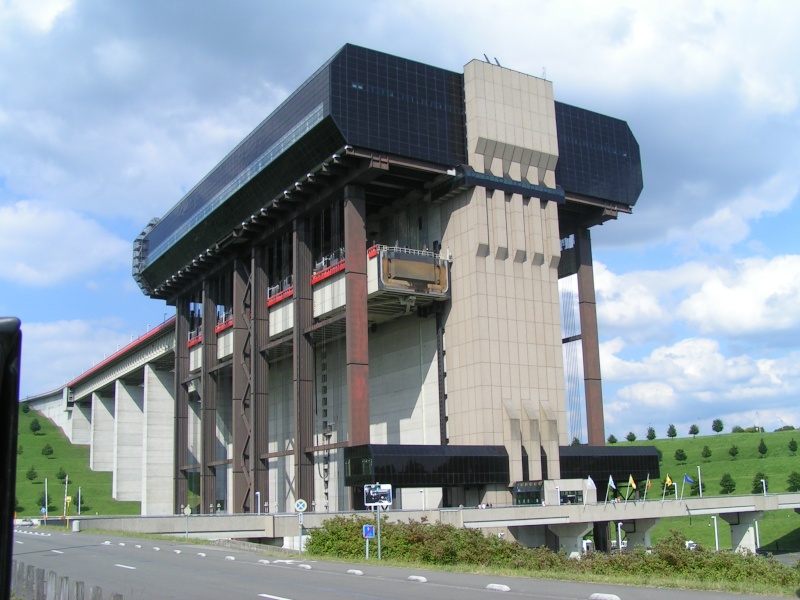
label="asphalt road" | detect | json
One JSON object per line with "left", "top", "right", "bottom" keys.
{"left": 11, "top": 528, "right": 792, "bottom": 600}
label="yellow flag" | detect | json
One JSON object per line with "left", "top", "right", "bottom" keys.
{"left": 628, "top": 474, "right": 637, "bottom": 490}
{"left": 665, "top": 474, "right": 673, "bottom": 487}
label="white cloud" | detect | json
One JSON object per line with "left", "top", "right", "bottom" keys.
{"left": 677, "top": 255, "right": 800, "bottom": 336}
{"left": 19, "top": 318, "right": 134, "bottom": 396}
{"left": 0, "top": 201, "right": 129, "bottom": 286}
{"left": 0, "top": 0, "right": 73, "bottom": 34}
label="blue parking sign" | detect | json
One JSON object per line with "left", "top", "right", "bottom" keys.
{"left": 363, "top": 524, "right": 375, "bottom": 539}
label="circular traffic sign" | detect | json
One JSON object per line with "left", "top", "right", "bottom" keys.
{"left": 295, "top": 498, "right": 307, "bottom": 512}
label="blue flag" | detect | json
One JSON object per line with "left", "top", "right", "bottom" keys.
{"left": 684, "top": 474, "right": 695, "bottom": 484}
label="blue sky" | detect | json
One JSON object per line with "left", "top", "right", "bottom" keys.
{"left": 2, "top": 1, "right": 799, "bottom": 439}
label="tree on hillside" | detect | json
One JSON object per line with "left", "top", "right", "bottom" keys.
{"left": 17, "top": 444, "right": 22, "bottom": 455}
{"left": 626, "top": 431, "right": 637, "bottom": 442}
{"left": 690, "top": 481, "right": 705, "bottom": 496}
{"left": 56, "top": 466, "right": 67, "bottom": 481}
{"left": 646, "top": 426, "right": 656, "bottom": 440}
{"left": 607, "top": 434, "right": 618, "bottom": 445}
{"left": 26, "top": 466, "right": 37, "bottom": 481}
{"left": 731, "top": 425, "right": 745, "bottom": 433}
{"left": 37, "top": 492, "right": 54, "bottom": 511}
{"left": 789, "top": 439, "right": 797, "bottom": 455}
{"left": 21, "top": 402, "right": 30, "bottom": 413}
{"left": 787, "top": 471, "right": 800, "bottom": 493}
{"left": 667, "top": 424, "right": 677, "bottom": 438}
{"left": 752, "top": 472, "right": 768, "bottom": 494}
{"left": 701, "top": 445, "right": 712, "bottom": 462}
{"left": 712, "top": 419, "right": 724, "bottom": 433}
{"left": 720, "top": 473, "right": 736, "bottom": 494}
{"left": 29, "top": 418, "right": 41, "bottom": 435}
{"left": 689, "top": 424, "right": 699, "bottom": 437}
{"left": 728, "top": 445, "right": 739, "bottom": 460}
{"left": 41, "top": 443, "right": 54, "bottom": 457}
{"left": 758, "top": 438, "right": 768, "bottom": 458}
{"left": 674, "top": 448, "right": 687, "bottom": 464}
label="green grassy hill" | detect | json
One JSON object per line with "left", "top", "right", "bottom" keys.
{"left": 611, "top": 429, "right": 800, "bottom": 552}
{"left": 14, "top": 404, "right": 140, "bottom": 518}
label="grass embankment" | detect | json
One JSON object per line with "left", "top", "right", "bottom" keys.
{"left": 618, "top": 429, "right": 800, "bottom": 551}
{"left": 14, "top": 405, "right": 140, "bottom": 518}
{"left": 308, "top": 516, "right": 800, "bottom": 596}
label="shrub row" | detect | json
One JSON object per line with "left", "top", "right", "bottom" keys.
{"left": 306, "top": 517, "right": 800, "bottom": 588}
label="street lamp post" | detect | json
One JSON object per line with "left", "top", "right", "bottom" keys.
{"left": 255, "top": 491, "right": 261, "bottom": 515}
{"left": 711, "top": 516, "right": 719, "bottom": 551}
{"left": 761, "top": 479, "right": 767, "bottom": 496}
{"left": 555, "top": 486, "right": 560, "bottom": 505}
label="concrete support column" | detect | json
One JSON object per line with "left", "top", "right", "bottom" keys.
{"left": 721, "top": 511, "right": 763, "bottom": 554}
{"left": 344, "top": 186, "right": 370, "bottom": 446}
{"left": 142, "top": 364, "right": 175, "bottom": 515}
{"left": 575, "top": 227, "right": 605, "bottom": 446}
{"left": 621, "top": 518, "right": 659, "bottom": 550}
{"left": 70, "top": 402, "right": 91, "bottom": 445}
{"left": 174, "top": 300, "right": 191, "bottom": 512}
{"left": 231, "top": 257, "right": 252, "bottom": 513}
{"left": 113, "top": 379, "right": 143, "bottom": 501}
{"left": 293, "top": 217, "right": 314, "bottom": 505}
{"left": 90, "top": 392, "right": 114, "bottom": 472}
{"left": 252, "top": 245, "right": 270, "bottom": 511}
{"left": 548, "top": 522, "right": 593, "bottom": 558}
{"left": 201, "top": 279, "right": 219, "bottom": 512}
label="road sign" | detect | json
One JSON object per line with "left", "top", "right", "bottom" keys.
{"left": 364, "top": 483, "right": 392, "bottom": 507}
{"left": 295, "top": 498, "right": 307, "bottom": 512}
{"left": 363, "top": 524, "right": 375, "bottom": 539}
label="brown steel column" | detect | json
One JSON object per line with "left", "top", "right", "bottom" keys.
{"left": 575, "top": 227, "right": 605, "bottom": 446}
{"left": 293, "top": 218, "right": 315, "bottom": 505}
{"left": 252, "top": 245, "right": 270, "bottom": 512}
{"left": 201, "top": 279, "right": 219, "bottom": 512}
{"left": 344, "top": 186, "right": 370, "bottom": 446}
{"left": 174, "top": 300, "right": 191, "bottom": 511}
{"left": 232, "top": 257, "right": 252, "bottom": 512}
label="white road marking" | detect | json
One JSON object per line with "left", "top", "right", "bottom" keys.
{"left": 408, "top": 575, "right": 427, "bottom": 583}
{"left": 14, "top": 541, "right": 23, "bottom": 545}
{"left": 225, "top": 556, "right": 236, "bottom": 561}
{"left": 114, "top": 564, "right": 136, "bottom": 570}
{"left": 51, "top": 550, "right": 64, "bottom": 554}
{"left": 198, "top": 552, "right": 206, "bottom": 557}
{"left": 486, "top": 583, "right": 511, "bottom": 592}
{"left": 258, "top": 595, "right": 294, "bottom": 600}
{"left": 346, "top": 569, "right": 363, "bottom": 576}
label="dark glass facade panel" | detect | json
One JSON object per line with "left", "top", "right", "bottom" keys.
{"left": 329, "top": 44, "right": 466, "bottom": 168}
{"left": 142, "top": 56, "right": 335, "bottom": 274}
{"left": 558, "top": 446, "right": 660, "bottom": 486}
{"left": 554, "top": 102, "right": 643, "bottom": 207}
{"left": 344, "top": 444, "right": 509, "bottom": 488}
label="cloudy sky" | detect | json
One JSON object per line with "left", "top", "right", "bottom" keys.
{"left": 3, "top": 1, "right": 799, "bottom": 440}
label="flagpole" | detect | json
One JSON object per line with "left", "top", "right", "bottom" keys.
{"left": 661, "top": 479, "right": 667, "bottom": 503}
{"left": 697, "top": 466, "right": 703, "bottom": 498}
{"left": 643, "top": 474, "right": 650, "bottom": 502}
{"left": 673, "top": 482, "right": 678, "bottom": 501}
{"left": 680, "top": 476, "right": 686, "bottom": 501}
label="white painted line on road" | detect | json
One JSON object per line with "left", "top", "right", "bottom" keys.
{"left": 589, "top": 594, "right": 621, "bottom": 600}
{"left": 153, "top": 547, "right": 160, "bottom": 551}
{"left": 14, "top": 541, "right": 23, "bottom": 545}
{"left": 135, "top": 544, "right": 141, "bottom": 549}
{"left": 408, "top": 575, "right": 427, "bottom": 583}
{"left": 103, "top": 541, "right": 111, "bottom": 545}
{"left": 298, "top": 564, "right": 311, "bottom": 570}
{"left": 173, "top": 550, "right": 181, "bottom": 554}
{"left": 114, "top": 564, "right": 136, "bottom": 570}
{"left": 346, "top": 569, "right": 363, "bottom": 576}
{"left": 225, "top": 556, "right": 236, "bottom": 561}
{"left": 119, "top": 543, "right": 125, "bottom": 546}
{"left": 51, "top": 550, "right": 64, "bottom": 554}
{"left": 258, "top": 559, "right": 270, "bottom": 564}
{"left": 258, "top": 594, "right": 294, "bottom": 600}
{"left": 198, "top": 553, "right": 207, "bottom": 558}
{"left": 486, "top": 583, "right": 511, "bottom": 592}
